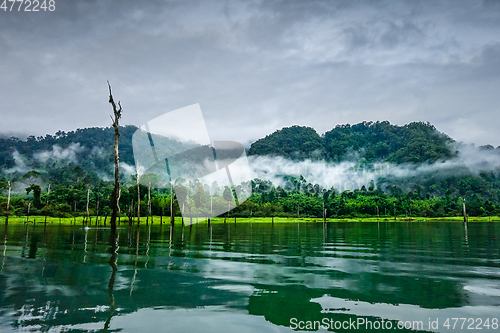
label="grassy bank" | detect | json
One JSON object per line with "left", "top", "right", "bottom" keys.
{"left": 2, "top": 215, "right": 500, "bottom": 226}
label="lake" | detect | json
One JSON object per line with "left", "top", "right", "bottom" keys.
{"left": 0, "top": 221, "right": 499, "bottom": 332}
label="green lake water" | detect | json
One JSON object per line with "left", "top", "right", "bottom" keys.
{"left": 0, "top": 221, "right": 499, "bottom": 332}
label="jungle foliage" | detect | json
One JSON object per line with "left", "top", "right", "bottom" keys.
{"left": 1, "top": 122, "right": 500, "bottom": 220}
{"left": 248, "top": 121, "right": 459, "bottom": 163}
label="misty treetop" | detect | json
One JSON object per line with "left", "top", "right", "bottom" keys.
{"left": 0, "top": 125, "right": 138, "bottom": 173}
{"left": 1, "top": 120, "right": 500, "bottom": 220}
{"left": 248, "top": 125, "right": 324, "bottom": 160}
{"left": 1, "top": 121, "right": 499, "bottom": 178}
{"left": 248, "top": 121, "right": 460, "bottom": 164}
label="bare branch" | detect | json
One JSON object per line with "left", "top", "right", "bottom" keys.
{"left": 107, "top": 80, "right": 113, "bottom": 102}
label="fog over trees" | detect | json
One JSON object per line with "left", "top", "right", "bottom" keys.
{"left": 1, "top": 121, "right": 500, "bottom": 220}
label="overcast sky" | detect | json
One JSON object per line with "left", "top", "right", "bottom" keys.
{"left": 1, "top": 0, "right": 499, "bottom": 147}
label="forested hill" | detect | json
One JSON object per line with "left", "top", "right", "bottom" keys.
{"left": 247, "top": 126, "right": 324, "bottom": 160}
{"left": 1, "top": 121, "right": 499, "bottom": 178}
{"left": 248, "top": 121, "right": 459, "bottom": 163}
{"left": 0, "top": 125, "right": 138, "bottom": 173}
{"left": 2, "top": 121, "right": 500, "bottom": 219}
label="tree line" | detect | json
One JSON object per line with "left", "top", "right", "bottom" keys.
{"left": 1, "top": 168, "right": 499, "bottom": 222}
{"left": 1, "top": 120, "right": 500, "bottom": 222}
{"left": 248, "top": 121, "right": 500, "bottom": 163}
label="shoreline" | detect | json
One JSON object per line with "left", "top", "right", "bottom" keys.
{"left": 2, "top": 215, "right": 500, "bottom": 225}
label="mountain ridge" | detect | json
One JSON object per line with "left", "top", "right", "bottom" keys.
{"left": 248, "top": 121, "right": 472, "bottom": 164}
{"left": 1, "top": 121, "right": 499, "bottom": 178}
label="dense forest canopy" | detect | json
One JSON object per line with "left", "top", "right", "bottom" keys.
{"left": 248, "top": 125, "right": 324, "bottom": 160}
{"left": 1, "top": 121, "right": 500, "bottom": 219}
{"left": 249, "top": 121, "right": 461, "bottom": 163}
{"left": 0, "top": 125, "right": 138, "bottom": 172}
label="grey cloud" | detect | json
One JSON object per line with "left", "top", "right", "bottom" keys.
{"left": 0, "top": 0, "right": 499, "bottom": 148}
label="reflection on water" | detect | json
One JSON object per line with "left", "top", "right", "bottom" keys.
{"left": 103, "top": 230, "right": 118, "bottom": 333}
{"left": 0, "top": 222, "right": 499, "bottom": 332}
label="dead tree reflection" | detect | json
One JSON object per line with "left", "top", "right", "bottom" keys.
{"left": 103, "top": 229, "right": 119, "bottom": 332}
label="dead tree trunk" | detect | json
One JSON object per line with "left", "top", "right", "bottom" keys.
{"left": 170, "top": 182, "right": 174, "bottom": 225}
{"left": 147, "top": 182, "right": 152, "bottom": 225}
{"left": 136, "top": 164, "right": 141, "bottom": 226}
{"left": 108, "top": 81, "right": 122, "bottom": 230}
{"left": 5, "top": 180, "right": 11, "bottom": 225}
{"left": 44, "top": 183, "right": 50, "bottom": 223}
{"left": 463, "top": 198, "right": 467, "bottom": 223}
{"left": 86, "top": 188, "right": 90, "bottom": 225}
{"left": 27, "top": 202, "right": 31, "bottom": 223}
{"left": 117, "top": 188, "right": 121, "bottom": 225}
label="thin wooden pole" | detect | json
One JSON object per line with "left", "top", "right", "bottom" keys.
{"left": 170, "top": 182, "right": 174, "bottom": 225}
{"left": 147, "top": 182, "right": 151, "bottom": 225}
{"left": 27, "top": 202, "right": 31, "bottom": 223}
{"left": 117, "top": 188, "right": 121, "bottom": 225}
{"left": 463, "top": 198, "right": 467, "bottom": 223}
{"left": 86, "top": 188, "right": 90, "bottom": 224}
{"left": 6, "top": 181, "right": 11, "bottom": 224}
{"left": 136, "top": 165, "right": 140, "bottom": 226}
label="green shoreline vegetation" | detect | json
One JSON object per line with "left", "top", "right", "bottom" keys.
{"left": 3, "top": 216, "right": 500, "bottom": 226}
{"left": 1, "top": 173, "right": 500, "bottom": 225}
